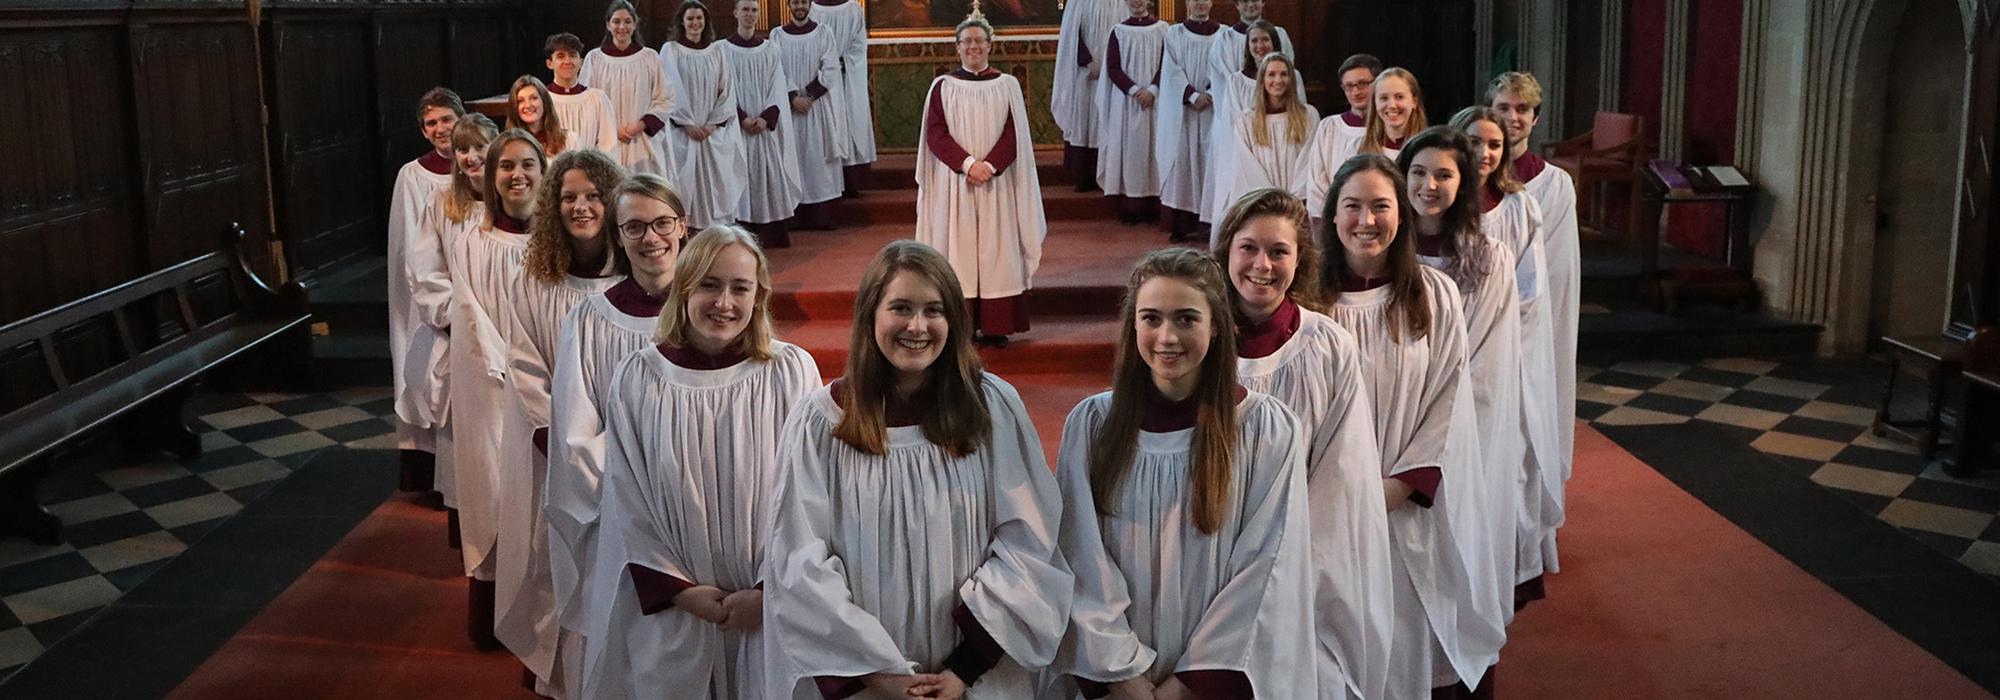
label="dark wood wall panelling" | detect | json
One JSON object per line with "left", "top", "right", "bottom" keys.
{"left": 1953, "top": 17, "right": 2000, "bottom": 332}
{"left": 1316, "top": 0, "right": 1480, "bottom": 123}
{"left": 266, "top": 13, "right": 378, "bottom": 273}
{"left": 128, "top": 16, "right": 270, "bottom": 274}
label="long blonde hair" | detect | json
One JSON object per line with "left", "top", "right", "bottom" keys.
{"left": 1248, "top": 53, "right": 1311, "bottom": 147}
{"left": 1362, "top": 67, "right": 1427, "bottom": 155}
{"left": 508, "top": 75, "right": 567, "bottom": 155}
{"left": 832, "top": 241, "right": 991, "bottom": 458}
{"left": 443, "top": 114, "right": 497, "bottom": 225}
{"left": 654, "top": 225, "right": 776, "bottom": 361}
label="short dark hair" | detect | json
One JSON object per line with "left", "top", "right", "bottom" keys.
{"left": 1338, "top": 53, "right": 1384, "bottom": 78}
{"left": 416, "top": 87, "right": 465, "bottom": 121}
{"left": 544, "top": 32, "right": 586, "bottom": 58}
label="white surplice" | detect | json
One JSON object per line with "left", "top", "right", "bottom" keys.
{"left": 1048, "top": 390, "right": 1316, "bottom": 699}
{"left": 721, "top": 37, "right": 805, "bottom": 225}
{"left": 581, "top": 342, "right": 822, "bottom": 700}
{"left": 1204, "top": 22, "right": 1293, "bottom": 88}
{"left": 1483, "top": 192, "right": 1564, "bottom": 586}
{"left": 1328, "top": 267, "right": 1504, "bottom": 695}
{"left": 916, "top": 72, "right": 1046, "bottom": 301}
{"left": 1093, "top": 18, "right": 1168, "bottom": 198}
{"left": 660, "top": 39, "right": 748, "bottom": 229}
{"left": 772, "top": 21, "right": 851, "bottom": 205}
{"left": 581, "top": 46, "right": 678, "bottom": 176}
{"left": 1201, "top": 67, "right": 1305, "bottom": 225}
{"left": 1236, "top": 308, "right": 1393, "bottom": 700}
{"left": 388, "top": 155, "right": 454, "bottom": 452}
{"left": 551, "top": 86, "right": 621, "bottom": 155}
{"left": 410, "top": 198, "right": 479, "bottom": 508}
{"left": 1523, "top": 160, "right": 1579, "bottom": 574}
{"left": 1050, "top": 0, "right": 1126, "bottom": 149}
{"left": 806, "top": 0, "right": 876, "bottom": 165}
{"left": 1155, "top": 22, "right": 1220, "bottom": 216}
{"left": 1303, "top": 113, "right": 1367, "bottom": 217}
{"left": 1209, "top": 104, "right": 1320, "bottom": 241}
{"left": 445, "top": 223, "right": 532, "bottom": 581}
{"left": 763, "top": 374, "right": 1074, "bottom": 699}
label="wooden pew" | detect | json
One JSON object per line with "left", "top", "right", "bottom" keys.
{"left": 1950, "top": 327, "right": 1999, "bottom": 476}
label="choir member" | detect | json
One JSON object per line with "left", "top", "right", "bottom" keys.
{"left": 1397, "top": 126, "right": 1522, "bottom": 638}
{"left": 722, "top": 0, "right": 805, "bottom": 248}
{"left": 544, "top": 173, "right": 688, "bottom": 692}
{"left": 1051, "top": 0, "right": 1124, "bottom": 191}
{"left": 806, "top": 0, "right": 876, "bottom": 193}
{"left": 446, "top": 128, "right": 547, "bottom": 651}
{"left": 1208, "top": 53, "right": 1318, "bottom": 242}
{"left": 1093, "top": 0, "right": 1168, "bottom": 225}
{"left": 511, "top": 74, "right": 570, "bottom": 156}
{"left": 1050, "top": 246, "right": 1315, "bottom": 699}
{"left": 1210, "top": 189, "right": 1392, "bottom": 700}
{"left": 660, "top": 0, "right": 748, "bottom": 230}
{"left": 389, "top": 87, "right": 463, "bottom": 498}
{"left": 1453, "top": 103, "right": 1563, "bottom": 611}
{"left": 1200, "top": 20, "right": 1293, "bottom": 228}
{"left": 1204, "top": 0, "right": 1293, "bottom": 89}
{"left": 582, "top": 0, "right": 679, "bottom": 176}
{"left": 1360, "top": 67, "right": 1426, "bottom": 161}
{"left": 773, "top": 0, "right": 849, "bottom": 229}
{"left": 546, "top": 32, "right": 621, "bottom": 155}
{"left": 502, "top": 149, "right": 631, "bottom": 697}
{"left": 1304, "top": 54, "right": 1384, "bottom": 220}
{"left": 916, "top": 16, "right": 1046, "bottom": 347}
{"left": 1320, "top": 155, "right": 1503, "bottom": 698}
{"left": 582, "top": 224, "right": 821, "bottom": 699}
{"left": 762, "top": 240, "right": 1073, "bottom": 699}
{"left": 1489, "top": 72, "right": 1578, "bottom": 594}
{"left": 1153, "top": 0, "right": 1221, "bottom": 241}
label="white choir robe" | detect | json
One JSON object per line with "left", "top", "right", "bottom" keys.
{"left": 1155, "top": 22, "right": 1221, "bottom": 216}
{"left": 1204, "top": 22, "right": 1294, "bottom": 88}
{"left": 1209, "top": 105, "right": 1320, "bottom": 242}
{"left": 444, "top": 222, "right": 533, "bottom": 581}
{"left": 1047, "top": 391, "right": 1316, "bottom": 699}
{"left": 1201, "top": 68, "right": 1305, "bottom": 225}
{"left": 1236, "top": 307, "right": 1393, "bottom": 700}
{"left": 1520, "top": 156, "right": 1580, "bottom": 574}
{"left": 550, "top": 85, "right": 621, "bottom": 155}
{"left": 580, "top": 342, "right": 822, "bottom": 700}
{"left": 388, "top": 154, "right": 454, "bottom": 452}
{"left": 1303, "top": 112, "right": 1368, "bottom": 217}
{"left": 772, "top": 21, "right": 852, "bottom": 205}
{"left": 582, "top": 45, "right": 679, "bottom": 176}
{"left": 661, "top": 39, "right": 749, "bottom": 229}
{"left": 1093, "top": 18, "right": 1168, "bottom": 198}
{"left": 1329, "top": 267, "right": 1504, "bottom": 695}
{"left": 404, "top": 195, "right": 472, "bottom": 504}
{"left": 1484, "top": 192, "right": 1565, "bottom": 586}
{"left": 500, "top": 270, "right": 627, "bottom": 692}
{"left": 806, "top": 0, "right": 876, "bottom": 165}
{"left": 543, "top": 288, "right": 662, "bottom": 672}
{"left": 722, "top": 36, "right": 805, "bottom": 226}
{"left": 1050, "top": 0, "right": 1125, "bottom": 149}
{"left": 763, "top": 374, "right": 1075, "bottom": 699}
{"left": 1418, "top": 236, "right": 1523, "bottom": 637}
{"left": 916, "top": 71, "right": 1047, "bottom": 303}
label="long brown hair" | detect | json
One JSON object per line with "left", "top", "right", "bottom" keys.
{"left": 481, "top": 129, "right": 548, "bottom": 232}
{"left": 444, "top": 114, "right": 497, "bottom": 225}
{"left": 1362, "top": 67, "right": 1427, "bottom": 155}
{"left": 655, "top": 225, "right": 776, "bottom": 360}
{"left": 1089, "top": 248, "right": 1241, "bottom": 535}
{"left": 1248, "top": 53, "right": 1312, "bottom": 147}
{"left": 1238, "top": 19, "right": 1277, "bottom": 74}
{"left": 508, "top": 75, "right": 567, "bottom": 155}
{"left": 1209, "top": 187, "right": 1323, "bottom": 313}
{"left": 525, "top": 149, "right": 629, "bottom": 284}
{"left": 603, "top": 0, "right": 647, "bottom": 48}
{"left": 1448, "top": 105, "right": 1525, "bottom": 195}
{"left": 1397, "top": 126, "right": 1492, "bottom": 295}
{"left": 671, "top": 0, "right": 716, "bottom": 44}
{"left": 1320, "top": 155, "right": 1432, "bottom": 342}
{"left": 832, "top": 241, "right": 991, "bottom": 457}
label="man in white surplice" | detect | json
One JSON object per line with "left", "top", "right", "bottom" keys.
{"left": 916, "top": 16, "right": 1045, "bottom": 346}
{"left": 721, "top": 0, "right": 804, "bottom": 248}
{"left": 772, "top": 0, "right": 849, "bottom": 229}
{"left": 1050, "top": 0, "right": 1124, "bottom": 191}
{"left": 806, "top": 0, "right": 876, "bottom": 194}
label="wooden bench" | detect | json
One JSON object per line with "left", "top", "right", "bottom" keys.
{"left": 0, "top": 224, "right": 311, "bottom": 544}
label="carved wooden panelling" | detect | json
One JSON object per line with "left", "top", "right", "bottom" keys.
{"left": 129, "top": 21, "right": 268, "bottom": 271}
{"left": 375, "top": 16, "right": 450, "bottom": 200}
{"left": 268, "top": 17, "right": 379, "bottom": 273}
{"left": 448, "top": 16, "right": 515, "bottom": 102}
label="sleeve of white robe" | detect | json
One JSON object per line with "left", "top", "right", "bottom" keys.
{"left": 593, "top": 91, "right": 620, "bottom": 153}
{"left": 1303, "top": 117, "right": 1343, "bottom": 218}
{"left": 1053, "top": 398, "right": 1159, "bottom": 684}
{"left": 953, "top": 378, "right": 1075, "bottom": 669}
{"left": 811, "top": 40, "right": 852, "bottom": 161}
{"left": 1152, "top": 33, "right": 1192, "bottom": 180}
{"left": 1312, "top": 337, "right": 1394, "bottom": 700}
{"left": 405, "top": 193, "right": 453, "bottom": 331}
{"left": 1397, "top": 271, "right": 1472, "bottom": 477}
{"left": 1002, "top": 77, "right": 1048, "bottom": 281}
{"left": 661, "top": 46, "right": 702, "bottom": 128}
{"left": 545, "top": 303, "right": 609, "bottom": 632}
{"left": 506, "top": 288, "right": 557, "bottom": 429}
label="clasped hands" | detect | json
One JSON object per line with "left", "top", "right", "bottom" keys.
{"left": 670, "top": 585, "right": 762, "bottom": 631}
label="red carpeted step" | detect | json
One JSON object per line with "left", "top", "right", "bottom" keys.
{"left": 776, "top": 316, "right": 1119, "bottom": 378}
{"left": 859, "top": 151, "right": 1075, "bottom": 190}
{"left": 845, "top": 185, "right": 1112, "bottom": 225}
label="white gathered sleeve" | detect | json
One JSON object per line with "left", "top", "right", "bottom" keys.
{"left": 807, "top": 0, "right": 875, "bottom": 164}
{"left": 388, "top": 161, "right": 453, "bottom": 444}
{"left": 1092, "top": 22, "right": 1168, "bottom": 198}
{"left": 509, "top": 275, "right": 626, "bottom": 430}
{"left": 1154, "top": 26, "right": 1217, "bottom": 214}
{"left": 763, "top": 375, "right": 1072, "bottom": 699}
{"left": 772, "top": 26, "right": 852, "bottom": 204}
{"left": 914, "top": 74, "right": 1047, "bottom": 300}
{"left": 661, "top": 41, "right": 749, "bottom": 229}
{"left": 1485, "top": 193, "right": 1565, "bottom": 583}
{"left": 1235, "top": 310, "right": 1393, "bottom": 700}
{"left": 723, "top": 40, "right": 806, "bottom": 225}
{"left": 549, "top": 89, "right": 622, "bottom": 156}
{"left": 1209, "top": 104, "right": 1319, "bottom": 242}
{"left": 582, "top": 48, "right": 679, "bottom": 175}
{"left": 1303, "top": 116, "right": 1364, "bottom": 218}
{"left": 1050, "top": 392, "right": 1317, "bottom": 699}
{"left": 396, "top": 191, "right": 461, "bottom": 432}
{"left": 443, "top": 225, "right": 532, "bottom": 577}
{"left": 1526, "top": 165, "right": 1580, "bottom": 568}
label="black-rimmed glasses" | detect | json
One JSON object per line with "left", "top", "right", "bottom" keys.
{"left": 618, "top": 215, "right": 684, "bottom": 240}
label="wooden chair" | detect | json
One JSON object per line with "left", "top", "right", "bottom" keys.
{"left": 1547, "top": 112, "right": 1648, "bottom": 239}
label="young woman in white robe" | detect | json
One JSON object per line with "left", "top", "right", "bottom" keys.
{"left": 582, "top": 0, "right": 679, "bottom": 176}
{"left": 511, "top": 75, "right": 572, "bottom": 157}
{"left": 1202, "top": 0, "right": 1293, "bottom": 88}
{"left": 1050, "top": 0, "right": 1124, "bottom": 190}
{"left": 1200, "top": 21, "right": 1297, "bottom": 228}
{"left": 1303, "top": 54, "right": 1383, "bottom": 221}
{"left": 916, "top": 18, "right": 1047, "bottom": 345}
{"left": 1209, "top": 189, "right": 1392, "bottom": 700}
{"left": 763, "top": 240, "right": 1072, "bottom": 700}
{"left": 542, "top": 174, "right": 687, "bottom": 691}
{"left": 1356, "top": 67, "right": 1427, "bottom": 164}
{"left": 1454, "top": 105, "right": 1563, "bottom": 610}
{"left": 1490, "top": 71, "right": 1579, "bottom": 592}
{"left": 660, "top": 0, "right": 748, "bottom": 230}
{"left": 1049, "top": 247, "right": 1314, "bottom": 699}
{"left": 1209, "top": 53, "right": 1318, "bottom": 242}
{"left": 1152, "top": 0, "right": 1221, "bottom": 241}
{"left": 582, "top": 225, "right": 821, "bottom": 699}
{"left": 805, "top": 0, "right": 875, "bottom": 189}
{"left": 1092, "top": 0, "right": 1167, "bottom": 224}
{"left": 772, "top": 0, "right": 850, "bottom": 228}
{"left": 389, "top": 88, "right": 461, "bottom": 494}
{"left": 722, "top": 0, "right": 804, "bottom": 248}
{"left": 547, "top": 33, "right": 622, "bottom": 156}
{"left": 1321, "top": 155, "right": 1504, "bottom": 697}
{"left": 1397, "top": 127, "right": 1523, "bottom": 642}
{"left": 445, "top": 128, "right": 545, "bottom": 651}
{"left": 503, "top": 149, "right": 630, "bottom": 697}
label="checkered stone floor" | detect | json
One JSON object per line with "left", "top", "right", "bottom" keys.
{"left": 0, "top": 385, "right": 398, "bottom": 679}
{"left": 1578, "top": 356, "right": 2000, "bottom": 577}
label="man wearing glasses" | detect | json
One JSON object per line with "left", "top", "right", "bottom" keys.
{"left": 1304, "top": 53, "right": 1384, "bottom": 220}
